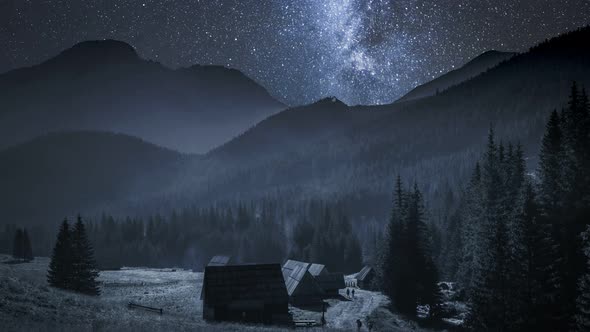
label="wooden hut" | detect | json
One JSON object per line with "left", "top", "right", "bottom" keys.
{"left": 282, "top": 260, "right": 324, "bottom": 305}
{"left": 355, "top": 266, "right": 375, "bottom": 289}
{"left": 202, "top": 264, "right": 290, "bottom": 325}
{"left": 315, "top": 273, "right": 345, "bottom": 296}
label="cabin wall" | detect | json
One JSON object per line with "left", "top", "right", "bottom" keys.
{"left": 203, "top": 301, "right": 289, "bottom": 324}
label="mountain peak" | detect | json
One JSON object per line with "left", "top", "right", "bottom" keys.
{"left": 50, "top": 39, "right": 139, "bottom": 65}
{"left": 314, "top": 96, "right": 348, "bottom": 107}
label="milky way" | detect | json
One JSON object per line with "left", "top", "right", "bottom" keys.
{"left": 1, "top": 0, "right": 590, "bottom": 106}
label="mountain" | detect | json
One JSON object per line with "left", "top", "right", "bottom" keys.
{"left": 0, "top": 131, "right": 185, "bottom": 226}
{"left": 2, "top": 27, "right": 589, "bottom": 227}
{"left": 0, "top": 40, "right": 285, "bottom": 153}
{"left": 190, "top": 26, "right": 590, "bottom": 217}
{"left": 397, "top": 50, "right": 516, "bottom": 103}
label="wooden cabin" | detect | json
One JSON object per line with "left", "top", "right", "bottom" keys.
{"left": 202, "top": 264, "right": 290, "bottom": 325}
{"left": 315, "top": 272, "right": 345, "bottom": 297}
{"left": 282, "top": 260, "right": 324, "bottom": 305}
{"left": 200, "top": 255, "right": 234, "bottom": 300}
{"left": 355, "top": 266, "right": 375, "bottom": 289}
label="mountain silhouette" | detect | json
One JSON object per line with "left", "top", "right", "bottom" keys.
{"left": 397, "top": 50, "right": 516, "bottom": 103}
{"left": 0, "top": 131, "right": 184, "bottom": 224}
{"left": 199, "top": 26, "right": 590, "bottom": 214}
{"left": 0, "top": 40, "right": 285, "bottom": 153}
{"left": 1, "top": 27, "right": 590, "bottom": 226}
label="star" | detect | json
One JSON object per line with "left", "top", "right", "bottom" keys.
{"left": 1, "top": 0, "right": 590, "bottom": 106}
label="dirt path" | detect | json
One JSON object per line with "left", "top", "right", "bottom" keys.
{"left": 325, "top": 288, "right": 389, "bottom": 330}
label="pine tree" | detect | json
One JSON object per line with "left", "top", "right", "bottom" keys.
{"left": 47, "top": 219, "right": 73, "bottom": 289}
{"left": 12, "top": 228, "right": 24, "bottom": 260}
{"left": 22, "top": 229, "right": 33, "bottom": 261}
{"left": 410, "top": 184, "right": 442, "bottom": 319}
{"left": 382, "top": 176, "right": 411, "bottom": 313}
{"left": 575, "top": 226, "right": 590, "bottom": 331}
{"left": 71, "top": 215, "right": 100, "bottom": 295}
{"left": 457, "top": 162, "right": 484, "bottom": 293}
{"left": 554, "top": 82, "right": 590, "bottom": 328}
{"left": 381, "top": 178, "right": 441, "bottom": 318}
{"left": 538, "top": 109, "right": 564, "bottom": 218}
{"left": 519, "top": 181, "right": 562, "bottom": 331}
{"left": 466, "top": 127, "right": 514, "bottom": 330}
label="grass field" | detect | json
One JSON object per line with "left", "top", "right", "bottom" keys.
{"left": 0, "top": 255, "right": 420, "bottom": 331}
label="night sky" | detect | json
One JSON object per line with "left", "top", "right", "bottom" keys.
{"left": 2, "top": 0, "right": 590, "bottom": 106}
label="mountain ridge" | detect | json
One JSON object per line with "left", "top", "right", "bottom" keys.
{"left": 397, "top": 49, "right": 516, "bottom": 103}
{"left": 0, "top": 40, "right": 285, "bottom": 154}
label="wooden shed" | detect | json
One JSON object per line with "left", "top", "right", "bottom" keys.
{"left": 202, "top": 264, "right": 290, "bottom": 325}
{"left": 282, "top": 260, "right": 324, "bottom": 305}
{"left": 355, "top": 266, "right": 375, "bottom": 289}
{"left": 315, "top": 272, "right": 345, "bottom": 296}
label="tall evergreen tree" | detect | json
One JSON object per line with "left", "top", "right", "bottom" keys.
{"left": 382, "top": 176, "right": 410, "bottom": 313}
{"left": 519, "top": 181, "right": 562, "bottom": 331}
{"left": 466, "top": 127, "right": 526, "bottom": 330}
{"left": 381, "top": 177, "right": 441, "bottom": 318}
{"left": 457, "top": 162, "right": 484, "bottom": 293}
{"left": 538, "top": 109, "right": 564, "bottom": 218}
{"left": 554, "top": 82, "right": 590, "bottom": 328}
{"left": 409, "top": 184, "right": 442, "bottom": 318}
{"left": 47, "top": 219, "right": 73, "bottom": 289}
{"left": 71, "top": 215, "right": 100, "bottom": 295}
{"left": 575, "top": 226, "right": 590, "bottom": 331}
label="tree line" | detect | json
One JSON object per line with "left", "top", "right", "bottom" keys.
{"left": 74, "top": 200, "right": 363, "bottom": 274}
{"left": 288, "top": 200, "right": 363, "bottom": 274}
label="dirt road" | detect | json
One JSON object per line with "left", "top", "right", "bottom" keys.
{"left": 326, "top": 288, "right": 389, "bottom": 330}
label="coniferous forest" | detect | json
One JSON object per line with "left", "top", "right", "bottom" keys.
{"left": 432, "top": 83, "right": 590, "bottom": 330}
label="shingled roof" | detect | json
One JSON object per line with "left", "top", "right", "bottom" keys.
{"left": 208, "top": 255, "right": 232, "bottom": 266}
{"left": 282, "top": 260, "right": 311, "bottom": 295}
{"left": 356, "top": 266, "right": 373, "bottom": 281}
{"left": 202, "top": 264, "right": 288, "bottom": 306}
{"left": 308, "top": 263, "right": 328, "bottom": 277}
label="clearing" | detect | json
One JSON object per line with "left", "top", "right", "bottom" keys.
{"left": 0, "top": 255, "right": 422, "bottom": 331}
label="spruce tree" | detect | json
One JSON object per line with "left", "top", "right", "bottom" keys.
{"left": 457, "top": 162, "right": 484, "bottom": 293}
{"left": 555, "top": 82, "right": 590, "bottom": 328}
{"left": 382, "top": 176, "right": 411, "bottom": 314}
{"left": 12, "top": 228, "right": 24, "bottom": 260}
{"left": 538, "top": 109, "right": 564, "bottom": 218}
{"left": 520, "top": 181, "right": 562, "bottom": 331}
{"left": 575, "top": 226, "right": 590, "bottom": 331}
{"left": 410, "top": 184, "right": 442, "bottom": 319}
{"left": 382, "top": 178, "right": 441, "bottom": 318}
{"left": 71, "top": 215, "right": 100, "bottom": 295}
{"left": 47, "top": 219, "right": 73, "bottom": 289}
{"left": 466, "top": 127, "right": 515, "bottom": 330}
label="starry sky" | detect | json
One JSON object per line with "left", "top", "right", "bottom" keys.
{"left": 1, "top": 0, "right": 590, "bottom": 106}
